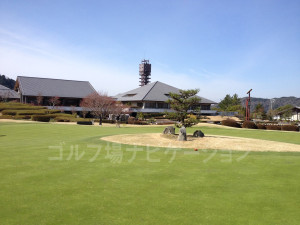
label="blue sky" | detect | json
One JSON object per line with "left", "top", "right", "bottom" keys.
{"left": 0, "top": 0, "right": 299, "bottom": 101}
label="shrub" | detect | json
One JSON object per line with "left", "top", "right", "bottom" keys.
{"left": 133, "top": 120, "right": 148, "bottom": 125}
{"left": 50, "top": 113, "right": 75, "bottom": 118}
{"left": 221, "top": 119, "right": 241, "bottom": 128}
{"left": 31, "top": 115, "right": 52, "bottom": 122}
{"left": 54, "top": 117, "right": 73, "bottom": 122}
{"left": 143, "top": 113, "right": 165, "bottom": 119}
{"left": 102, "top": 119, "right": 115, "bottom": 124}
{"left": 127, "top": 117, "right": 136, "bottom": 124}
{"left": 0, "top": 115, "right": 14, "bottom": 119}
{"left": 266, "top": 125, "right": 281, "bottom": 130}
{"left": 14, "top": 115, "right": 31, "bottom": 120}
{"left": 257, "top": 124, "right": 266, "bottom": 129}
{"left": 77, "top": 121, "right": 93, "bottom": 125}
{"left": 242, "top": 121, "right": 257, "bottom": 129}
{"left": 0, "top": 102, "right": 45, "bottom": 111}
{"left": 128, "top": 117, "right": 148, "bottom": 125}
{"left": 1, "top": 110, "right": 18, "bottom": 115}
{"left": 17, "top": 110, "right": 46, "bottom": 115}
{"left": 281, "top": 125, "right": 299, "bottom": 132}
{"left": 47, "top": 109, "right": 61, "bottom": 114}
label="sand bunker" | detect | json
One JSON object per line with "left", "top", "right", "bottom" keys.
{"left": 101, "top": 133, "right": 300, "bottom": 152}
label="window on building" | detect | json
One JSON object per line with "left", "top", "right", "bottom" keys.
{"left": 201, "top": 105, "right": 210, "bottom": 110}
{"left": 145, "top": 102, "right": 156, "bottom": 108}
{"left": 157, "top": 102, "right": 169, "bottom": 109}
{"left": 123, "top": 93, "right": 136, "bottom": 97}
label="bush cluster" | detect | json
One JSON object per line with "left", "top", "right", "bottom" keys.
{"left": 142, "top": 113, "right": 165, "bottom": 119}
{"left": 266, "top": 125, "right": 281, "bottom": 130}
{"left": 0, "top": 115, "right": 14, "bottom": 119}
{"left": 54, "top": 117, "right": 72, "bottom": 122}
{"left": 2, "top": 109, "right": 46, "bottom": 116}
{"left": 14, "top": 115, "right": 31, "bottom": 120}
{"left": 31, "top": 115, "right": 52, "bottom": 122}
{"left": 0, "top": 102, "right": 45, "bottom": 111}
{"left": 16, "top": 110, "right": 46, "bottom": 115}
{"left": 77, "top": 121, "right": 93, "bottom": 125}
{"left": 242, "top": 121, "right": 257, "bottom": 129}
{"left": 127, "top": 117, "right": 148, "bottom": 125}
{"left": 221, "top": 119, "right": 241, "bottom": 128}
{"left": 47, "top": 109, "right": 61, "bottom": 114}
{"left": 256, "top": 124, "right": 266, "bottom": 129}
{"left": 102, "top": 119, "right": 115, "bottom": 124}
{"left": 281, "top": 125, "right": 299, "bottom": 132}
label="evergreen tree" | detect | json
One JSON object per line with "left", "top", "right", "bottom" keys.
{"left": 167, "top": 89, "right": 201, "bottom": 127}
{"left": 0, "top": 75, "right": 16, "bottom": 89}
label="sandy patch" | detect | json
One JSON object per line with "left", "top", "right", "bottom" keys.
{"left": 101, "top": 133, "right": 300, "bottom": 152}
{"left": 0, "top": 119, "right": 37, "bottom": 123}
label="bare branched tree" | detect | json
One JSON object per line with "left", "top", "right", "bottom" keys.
{"left": 80, "top": 98, "right": 89, "bottom": 118}
{"left": 49, "top": 96, "right": 60, "bottom": 109}
{"left": 36, "top": 93, "right": 44, "bottom": 105}
{"left": 81, "top": 92, "right": 126, "bottom": 125}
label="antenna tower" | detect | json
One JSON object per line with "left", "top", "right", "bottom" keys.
{"left": 245, "top": 89, "right": 252, "bottom": 121}
{"left": 139, "top": 59, "right": 151, "bottom": 86}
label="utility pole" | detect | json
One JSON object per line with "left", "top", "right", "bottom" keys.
{"left": 245, "top": 89, "right": 252, "bottom": 121}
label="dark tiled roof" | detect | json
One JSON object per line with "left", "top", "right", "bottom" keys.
{"left": 114, "top": 81, "right": 217, "bottom": 104}
{"left": 17, "top": 76, "right": 96, "bottom": 98}
{"left": 0, "top": 84, "right": 20, "bottom": 99}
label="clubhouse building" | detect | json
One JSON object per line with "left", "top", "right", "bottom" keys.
{"left": 0, "top": 84, "right": 20, "bottom": 101}
{"left": 14, "top": 76, "right": 96, "bottom": 111}
{"left": 6, "top": 74, "right": 217, "bottom": 116}
{"left": 114, "top": 81, "right": 217, "bottom": 115}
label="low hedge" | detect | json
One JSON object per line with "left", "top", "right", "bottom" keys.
{"left": 102, "top": 119, "right": 115, "bottom": 124}
{"left": 0, "top": 115, "right": 14, "bottom": 119}
{"left": 1, "top": 110, "right": 19, "bottom": 115}
{"left": 14, "top": 115, "right": 31, "bottom": 120}
{"left": 281, "top": 125, "right": 299, "bottom": 132}
{"left": 128, "top": 120, "right": 148, "bottom": 125}
{"left": 31, "top": 115, "right": 52, "bottom": 122}
{"left": 2, "top": 109, "right": 47, "bottom": 116}
{"left": 47, "top": 109, "right": 61, "bottom": 114}
{"left": 143, "top": 113, "right": 165, "bottom": 119}
{"left": 93, "top": 119, "right": 127, "bottom": 124}
{"left": 0, "top": 102, "right": 45, "bottom": 111}
{"left": 242, "top": 121, "right": 257, "bottom": 129}
{"left": 266, "top": 125, "right": 281, "bottom": 130}
{"left": 17, "top": 110, "right": 47, "bottom": 115}
{"left": 54, "top": 117, "right": 73, "bottom": 122}
{"left": 257, "top": 124, "right": 266, "bottom": 129}
{"left": 77, "top": 121, "right": 93, "bottom": 125}
{"left": 221, "top": 119, "right": 241, "bottom": 128}
{"left": 50, "top": 113, "right": 75, "bottom": 118}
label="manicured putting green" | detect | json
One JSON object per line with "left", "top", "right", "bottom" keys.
{"left": 0, "top": 122, "right": 299, "bottom": 225}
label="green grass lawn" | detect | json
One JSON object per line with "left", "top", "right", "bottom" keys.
{"left": 0, "top": 122, "right": 299, "bottom": 225}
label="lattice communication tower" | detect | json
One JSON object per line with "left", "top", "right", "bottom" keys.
{"left": 139, "top": 59, "right": 151, "bottom": 86}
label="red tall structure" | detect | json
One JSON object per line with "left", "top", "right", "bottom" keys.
{"left": 245, "top": 89, "right": 252, "bottom": 121}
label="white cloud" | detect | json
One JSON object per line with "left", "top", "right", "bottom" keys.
{"left": 0, "top": 34, "right": 253, "bottom": 102}
{"left": 1, "top": 27, "right": 297, "bottom": 102}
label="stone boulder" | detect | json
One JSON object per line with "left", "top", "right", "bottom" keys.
{"left": 193, "top": 130, "right": 205, "bottom": 138}
{"left": 178, "top": 126, "right": 187, "bottom": 141}
{"left": 163, "top": 126, "right": 175, "bottom": 135}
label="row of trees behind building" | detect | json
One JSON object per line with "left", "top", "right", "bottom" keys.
{"left": 214, "top": 94, "right": 295, "bottom": 120}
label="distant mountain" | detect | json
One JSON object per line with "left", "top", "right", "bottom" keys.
{"left": 241, "top": 97, "right": 300, "bottom": 112}
{"left": 0, "top": 75, "right": 16, "bottom": 89}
